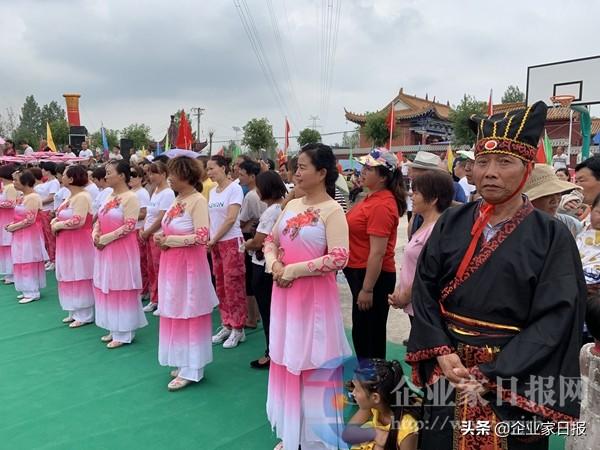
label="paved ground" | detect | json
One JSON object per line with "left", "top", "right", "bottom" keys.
{"left": 339, "top": 215, "right": 411, "bottom": 345}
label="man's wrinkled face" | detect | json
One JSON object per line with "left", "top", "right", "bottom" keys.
{"left": 472, "top": 153, "right": 528, "bottom": 204}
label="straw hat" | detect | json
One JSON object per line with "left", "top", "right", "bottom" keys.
{"left": 405, "top": 151, "right": 444, "bottom": 171}
{"left": 524, "top": 163, "right": 581, "bottom": 201}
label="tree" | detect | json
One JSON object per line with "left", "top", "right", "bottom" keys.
{"left": 48, "top": 119, "right": 70, "bottom": 147}
{"left": 14, "top": 95, "right": 42, "bottom": 147}
{"left": 242, "top": 118, "right": 277, "bottom": 157}
{"left": 0, "top": 107, "right": 18, "bottom": 138}
{"left": 90, "top": 128, "right": 120, "bottom": 150}
{"left": 39, "top": 101, "right": 69, "bottom": 147}
{"left": 297, "top": 128, "right": 321, "bottom": 146}
{"left": 449, "top": 94, "right": 487, "bottom": 146}
{"left": 501, "top": 85, "right": 525, "bottom": 104}
{"left": 121, "top": 123, "right": 151, "bottom": 150}
{"left": 342, "top": 127, "right": 360, "bottom": 148}
{"left": 363, "top": 112, "right": 389, "bottom": 147}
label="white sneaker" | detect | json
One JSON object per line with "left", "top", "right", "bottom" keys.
{"left": 223, "top": 329, "right": 246, "bottom": 349}
{"left": 152, "top": 308, "right": 160, "bottom": 317}
{"left": 45, "top": 262, "right": 55, "bottom": 271}
{"left": 142, "top": 301, "right": 157, "bottom": 312}
{"left": 211, "top": 326, "right": 231, "bottom": 344}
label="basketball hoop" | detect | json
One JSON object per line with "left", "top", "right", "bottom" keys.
{"left": 550, "top": 95, "right": 575, "bottom": 108}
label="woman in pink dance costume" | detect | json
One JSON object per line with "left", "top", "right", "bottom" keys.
{"left": 51, "top": 165, "right": 95, "bottom": 328}
{"left": 154, "top": 157, "right": 219, "bottom": 391}
{"left": 7, "top": 169, "right": 48, "bottom": 304}
{"left": 264, "top": 144, "right": 352, "bottom": 450}
{"left": 93, "top": 161, "right": 147, "bottom": 349}
{"left": 0, "top": 165, "right": 18, "bottom": 285}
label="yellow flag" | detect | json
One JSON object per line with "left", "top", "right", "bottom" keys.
{"left": 446, "top": 144, "right": 454, "bottom": 173}
{"left": 46, "top": 122, "right": 57, "bottom": 152}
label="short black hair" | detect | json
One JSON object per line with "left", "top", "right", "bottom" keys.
{"left": 239, "top": 159, "right": 261, "bottom": 177}
{"left": 65, "top": 165, "right": 89, "bottom": 187}
{"left": 210, "top": 155, "right": 232, "bottom": 174}
{"left": 575, "top": 156, "right": 600, "bottom": 181}
{"left": 586, "top": 293, "right": 600, "bottom": 341}
{"left": 0, "top": 164, "right": 16, "bottom": 180}
{"left": 18, "top": 170, "right": 36, "bottom": 187}
{"left": 256, "top": 171, "right": 287, "bottom": 201}
{"left": 29, "top": 167, "right": 43, "bottom": 181}
{"left": 555, "top": 167, "right": 569, "bottom": 178}
{"left": 40, "top": 161, "right": 57, "bottom": 175}
{"left": 108, "top": 160, "right": 131, "bottom": 183}
{"left": 92, "top": 166, "right": 107, "bottom": 180}
{"left": 411, "top": 170, "right": 454, "bottom": 213}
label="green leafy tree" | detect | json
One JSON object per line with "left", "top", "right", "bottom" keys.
{"left": 449, "top": 95, "right": 486, "bottom": 146}
{"left": 363, "top": 112, "right": 389, "bottom": 147}
{"left": 121, "top": 123, "right": 151, "bottom": 150}
{"left": 242, "top": 118, "right": 277, "bottom": 158}
{"left": 90, "top": 128, "right": 120, "bottom": 150}
{"left": 14, "top": 95, "right": 42, "bottom": 148}
{"left": 297, "top": 128, "right": 321, "bottom": 146}
{"left": 501, "top": 85, "right": 525, "bottom": 104}
{"left": 342, "top": 127, "right": 360, "bottom": 148}
{"left": 48, "top": 119, "right": 70, "bottom": 147}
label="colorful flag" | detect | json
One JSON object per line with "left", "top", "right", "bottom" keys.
{"left": 101, "top": 125, "right": 109, "bottom": 160}
{"left": 164, "top": 131, "right": 170, "bottom": 153}
{"left": 155, "top": 141, "right": 161, "bottom": 156}
{"left": 487, "top": 89, "right": 494, "bottom": 116}
{"left": 446, "top": 144, "right": 454, "bottom": 173}
{"left": 543, "top": 130, "right": 553, "bottom": 165}
{"left": 46, "top": 122, "right": 57, "bottom": 152}
{"left": 385, "top": 105, "right": 395, "bottom": 149}
{"left": 284, "top": 117, "right": 291, "bottom": 153}
{"left": 232, "top": 143, "right": 241, "bottom": 160}
{"left": 176, "top": 110, "right": 194, "bottom": 150}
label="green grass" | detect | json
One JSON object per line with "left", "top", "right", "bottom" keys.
{"left": 0, "top": 275, "right": 565, "bottom": 449}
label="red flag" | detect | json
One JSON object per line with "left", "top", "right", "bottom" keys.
{"left": 487, "top": 89, "right": 494, "bottom": 116}
{"left": 535, "top": 139, "right": 546, "bottom": 164}
{"left": 176, "top": 110, "right": 194, "bottom": 150}
{"left": 385, "top": 106, "right": 395, "bottom": 149}
{"left": 284, "top": 117, "right": 291, "bottom": 153}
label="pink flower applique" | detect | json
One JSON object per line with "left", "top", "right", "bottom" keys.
{"left": 282, "top": 207, "right": 320, "bottom": 240}
{"left": 307, "top": 247, "right": 349, "bottom": 273}
{"left": 100, "top": 197, "right": 121, "bottom": 215}
{"left": 164, "top": 202, "right": 185, "bottom": 225}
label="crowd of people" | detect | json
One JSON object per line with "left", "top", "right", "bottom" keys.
{"left": 0, "top": 102, "right": 599, "bottom": 449}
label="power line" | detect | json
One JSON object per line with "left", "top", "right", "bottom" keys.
{"left": 212, "top": 128, "right": 355, "bottom": 143}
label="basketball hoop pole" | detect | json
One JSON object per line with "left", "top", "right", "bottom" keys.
{"left": 568, "top": 109, "right": 573, "bottom": 163}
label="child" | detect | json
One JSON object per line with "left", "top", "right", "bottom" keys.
{"left": 343, "top": 359, "right": 419, "bottom": 450}
{"left": 565, "top": 294, "right": 600, "bottom": 449}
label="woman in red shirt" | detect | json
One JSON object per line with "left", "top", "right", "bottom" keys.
{"left": 344, "top": 148, "right": 406, "bottom": 360}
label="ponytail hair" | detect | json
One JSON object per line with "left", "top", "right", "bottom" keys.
{"left": 374, "top": 166, "right": 407, "bottom": 216}
{"left": 299, "top": 143, "right": 338, "bottom": 198}
{"left": 210, "top": 155, "right": 232, "bottom": 175}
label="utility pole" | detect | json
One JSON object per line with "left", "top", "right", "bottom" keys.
{"left": 308, "top": 115, "right": 322, "bottom": 130}
{"left": 191, "top": 107, "right": 205, "bottom": 142}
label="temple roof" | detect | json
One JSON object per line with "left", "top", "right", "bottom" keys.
{"left": 493, "top": 102, "right": 577, "bottom": 121}
{"left": 345, "top": 88, "right": 452, "bottom": 125}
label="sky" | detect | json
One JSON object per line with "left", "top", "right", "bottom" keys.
{"left": 1, "top": 0, "right": 599, "bottom": 148}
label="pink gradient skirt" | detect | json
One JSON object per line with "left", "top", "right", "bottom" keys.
{"left": 58, "top": 279, "right": 95, "bottom": 312}
{"left": 13, "top": 262, "right": 46, "bottom": 293}
{"left": 0, "top": 245, "right": 12, "bottom": 275}
{"left": 94, "top": 287, "right": 147, "bottom": 333}
{"left": 158, "top": 314, "right": 213, "bottom": 370}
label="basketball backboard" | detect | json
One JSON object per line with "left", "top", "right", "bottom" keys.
{"left": 526, "top": 55, "right": 600, "bottom": 106}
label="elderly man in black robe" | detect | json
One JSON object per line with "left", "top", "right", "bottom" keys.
{"left": 406, "top": 101, "right": 586, "bottom": 450}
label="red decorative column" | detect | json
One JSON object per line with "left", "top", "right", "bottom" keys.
{"left": 62, "top": 93, "right": 81, "bottom": 126}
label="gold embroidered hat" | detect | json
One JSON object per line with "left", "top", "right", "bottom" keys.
{"left": 468, "top": 100, "right": 548, "bottom": 162}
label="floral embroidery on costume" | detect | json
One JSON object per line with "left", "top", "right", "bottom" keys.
{"left": 116, "top": 218, "right": 137, "bottom": 237}
{"left": 22, "top": 210, "right": 37, "bottom": 226}
{"left": 100, "top": 196, "right": 121, "bottom": 215}
{"left": 282, "top": 207, "right": 320, "bottom": 240}
{"left": 62, "top": 215, "right": 83, "bottom": 228}
{"left": 164, "top": 202, "right": 185, "bottom": 225}
{"left": 306, "top": 246, "right": 349, "bottom": 273}
{"left": 182, "top": 226, "right": 209, "bottom": 246}
{"left": 0, "top": 199, "right": 16, "bottom": 208}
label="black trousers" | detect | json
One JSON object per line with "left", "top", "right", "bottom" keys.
{"left": 343, "top": 267, "right": 396, "bottom": 361}
{"left": 251, "top": 263, "right": 273, "bottom": 357}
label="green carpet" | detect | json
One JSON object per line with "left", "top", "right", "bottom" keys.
{"left": 0, "top": 275, "right": 565, "bottom": 449}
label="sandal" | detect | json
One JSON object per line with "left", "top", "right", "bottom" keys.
{"left": 17, "top": 294, "right": 25, "bottom": 300}
{"left": 250, "top": 357, "right": 271, "bottom": 369}
{"left": 167, "top": 377, "right": 193, "bottom": 391}
{"left": 18, "top": 297, "right": 39, "bottom": 304}
{"left": 100, "top": 334, "right": 113, "bottom": 342}
{"left": 273, "top": 443, "right": 284, "bottom": 450}
{"left": 170, "top": 369, "right": 180, "bottom": 378}
{"left": 62, "top": 317, "right": 75, "bottom": 323}
{"left": 69, "top": 320, "right": 90, "bottom": 328}
{"left": 107, "top": 340, "right": 126, "bottom": 349}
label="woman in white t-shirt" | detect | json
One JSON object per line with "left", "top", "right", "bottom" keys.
{"left": 141, "top": 161, "right": 175, "bottom": 313}
{"left": 38, "top": 162, "right": 61, "bottom": 269}
{"left": 129, "top": 165, "right": 151, "bottom": 301}
{"left": 207, "top": 155, "right": 247, "bottom": 349}
{"left": 244, "top": 171, "right": 286, "bottom": 369}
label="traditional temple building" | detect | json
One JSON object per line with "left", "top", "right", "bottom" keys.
{"left": 344, "top": 88, "right": 453, "bottom": 149}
